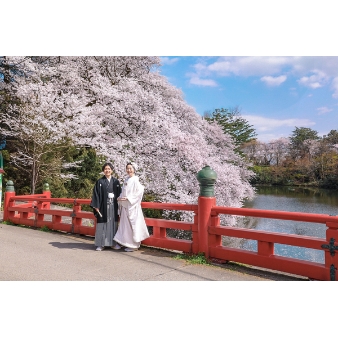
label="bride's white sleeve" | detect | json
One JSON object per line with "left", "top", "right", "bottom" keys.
{"left": 126, "top": 177, "right": 144, "bottom": 206}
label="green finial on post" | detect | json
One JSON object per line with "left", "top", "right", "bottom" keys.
{"left": 43, "top": 183, "right": 50, "bottom": 191}
{"left": 6, "top": 180, "right": 15, "bottom": 192}
{"left": 196, "top": 165, "right": 217, "bottom": 197}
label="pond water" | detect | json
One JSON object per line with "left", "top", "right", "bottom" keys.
{"left": 224, "top": 186, "right": 338, "bottom": 264}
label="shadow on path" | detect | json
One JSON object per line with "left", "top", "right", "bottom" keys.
{"left": 49, "top": 241, "right": 94, "bottom": 251}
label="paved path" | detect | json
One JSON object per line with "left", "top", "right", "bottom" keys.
{"left": 0, "top": 222, "right": 307, "bottom": 281}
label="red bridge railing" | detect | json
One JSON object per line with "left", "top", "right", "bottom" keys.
{"left": 3, "top": 177, "right": 338, "bottom": 281}
{"left": 4, "top": 192, "right": 97, "bottom": 236}
{"left": 209, "top": 206, "right": 338, "bottom": 281}
{"left": 141, "top": 202, "right": 198, "bottom": 253}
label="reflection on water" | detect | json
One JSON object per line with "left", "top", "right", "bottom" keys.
{"left": 222, "top": 186, "right": 338, "bottom": 264}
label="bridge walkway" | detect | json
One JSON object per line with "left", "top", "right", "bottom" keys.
{"left": 0, "top": 213, "right": 306, "bottom": 281}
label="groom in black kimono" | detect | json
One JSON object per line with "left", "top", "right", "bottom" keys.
{"left": 90, "top": 162, "right": 122, "bottom": 250}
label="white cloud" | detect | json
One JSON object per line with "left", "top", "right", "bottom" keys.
{"left": 242, "top": 114, "right": 315, "bottom": 132}
{"left": 160, "top": 57, "right": 179, "bottom": 65}
{"left": 261, "top": 75, "right": 287, "bottom": 86}
{"left": 193, "top": 56, "right": 298, "bottom": 77}
{"left": 256, "top": 133, "right": 289, "bottom": 142}
{"left": 190, "top": 57, "right": 338, "bottom": 98}
{"left": 317, "top": 106, "right": 333, "bottom": 115}
{"left": 332, "top": 76, "right": 338, "bottom": 98}
{"left": 189, "top": 76, "right": 217, "bottom": 87}
{"left": 207, "top": 60, "right": 232, "bottom": 74}
{"left": 297, "top": 70, "right": 328, "bottom": 89}
{"left": 193, "top": 57, "right": 338, "bottom": 78}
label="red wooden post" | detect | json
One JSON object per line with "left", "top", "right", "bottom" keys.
{"left": 324, "top": 222, "right": 338, "bottom": 281}
{"left": 192, "top": 212, "right": 199, "bottom": 254}
{"left": 42, "top": 183, "right": 51, "bottom": 209}
{"left": 3, "top": 180, "right": 15, "bottom": 221}
{"left": 196, "top": 165, "right": 217, "bottom": 258}
{"left": 198, "top": 196, "right": 216, "bottom": 257}
{"left": 72, "top": 203, "right": 82, "bottom": 233}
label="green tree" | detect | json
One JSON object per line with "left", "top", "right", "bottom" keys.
{"left": 61, "top": 146, "right": 105, "bottom": 199}
{"left": 204, "top": 107, "right": 257, "bottom": 149}
{"left": 323, "top": 129, "right": 338, "bottom": 145}
{"left": 289, "top": 127, "right": 320, "bottom": 160}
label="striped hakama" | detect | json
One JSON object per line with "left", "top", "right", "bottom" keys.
{"left": 95, "top": 200, "right": 118, "bottom": 247}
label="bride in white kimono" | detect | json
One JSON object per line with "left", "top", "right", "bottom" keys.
{"left": 113, "top": 162, "right": 150, "bottom": 252}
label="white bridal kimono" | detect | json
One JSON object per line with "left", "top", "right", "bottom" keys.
{"left": 114, "top": 175, "right": 150, "bottom": 249}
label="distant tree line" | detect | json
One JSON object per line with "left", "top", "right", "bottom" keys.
{"left": 203, "top": 107, "right": 338, "bottom": 188}
{"left": 240, "top": 127, "right": 338, "bottom": 188}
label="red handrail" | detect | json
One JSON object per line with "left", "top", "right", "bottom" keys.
{"left": 212, "top": 206, "right": 338, "bottom": 225}
{"left": 141, "top": 201, "right": 198, "bottom": 211}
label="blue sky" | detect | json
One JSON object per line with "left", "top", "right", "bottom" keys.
{"left": 158, "top": 56, "right": 338, "bottom": 142}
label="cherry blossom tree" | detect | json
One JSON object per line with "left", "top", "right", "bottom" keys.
{"left": 241, "top": 137, "right": 290, "bottom": 167}
{"left": 0, "top": 57, "right": 86, "bottom": 193}
{"left": 1, "top": 56, "right": 255, "bottom": 213}
{"left": 269, "top": 137, "right": 290, "bottom": 166}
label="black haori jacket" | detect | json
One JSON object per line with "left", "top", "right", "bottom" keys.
{"left": 90, "top": 176, "right": 121, "bottom": 223}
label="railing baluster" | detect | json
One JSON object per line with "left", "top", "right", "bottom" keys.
{"left": 257, "top": 240, "right": 274, "bottom": 256}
